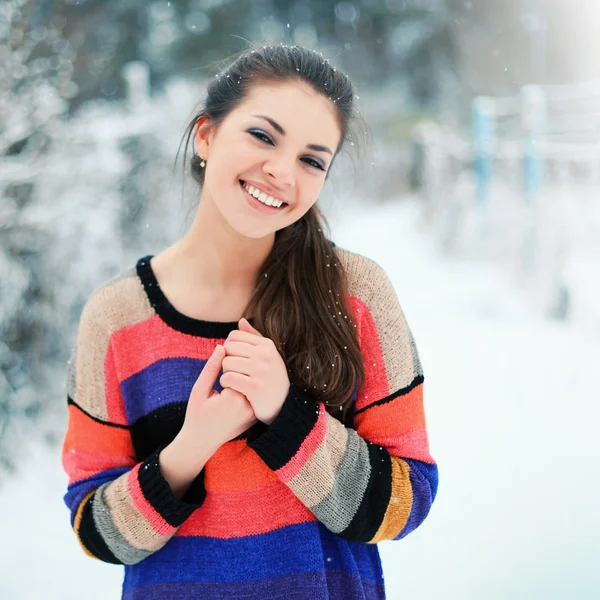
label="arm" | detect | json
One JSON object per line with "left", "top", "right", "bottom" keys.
{"left": 247, "top": 259, "right": 438, "bottom": 543}
{"left": 62, "top": 291, "right": 211, "bottom": 565}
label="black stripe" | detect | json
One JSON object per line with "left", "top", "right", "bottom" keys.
{"left": 338, "top": 442, "right": 393, "bottom": 542}
{"left": 247, "top": 382, "right": 320, "bottom": 471}
{"left": 353, "top": 375, "right": 424, "bottom": 416}
{"left": 136, "top": 255, "right": 258, "bottom": 338}
{"left": 129, "top": 401, "right": 267, "bottom": 463}
{"left": 67, "top": 396, "right": 129, "bottom": 429}
{"left": 77, "top": 493, "right": 123, "bottom": 564}
{"left": 137, "top": 447, "right": 205, "bottom": 527}
{"left": 130, "top": 402, "right": 187, "bottom": 461}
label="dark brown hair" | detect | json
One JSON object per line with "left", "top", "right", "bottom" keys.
{"left": 176, "top": 42, "right": 372, "bottom": 426}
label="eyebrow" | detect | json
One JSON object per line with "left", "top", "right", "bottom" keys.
{"left": 251, "top": 114, "right": 333, "bottom": 155}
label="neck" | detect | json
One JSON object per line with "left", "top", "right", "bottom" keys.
{"left": 172, "top": 193, "right": 275, "bottom": 292}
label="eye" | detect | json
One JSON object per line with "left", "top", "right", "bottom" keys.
{"left": 248, "top": 130, "right": 326, "bottom": 172}
{"left": 304, "top": 158, "right": 326, "bottom": 171}
{"left": 249, "top": 130, "right": 273, "bottom": 145}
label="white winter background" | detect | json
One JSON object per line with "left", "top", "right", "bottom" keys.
{"left": 3, "top": 187, "right": 600, "bottom": 599}
{"left": 2, "top": 1, "right": 600, "bottom": 599}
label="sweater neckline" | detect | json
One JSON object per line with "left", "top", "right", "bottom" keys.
{"left": 136, "top": 254, "right": 255, "bottom": 338}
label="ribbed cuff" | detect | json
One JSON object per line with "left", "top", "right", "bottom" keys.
{"left": 137, "top": 446, "right": 207, "bottom": 528}
{"left": 247, "top": 382, "right": 321, "bottom": 471}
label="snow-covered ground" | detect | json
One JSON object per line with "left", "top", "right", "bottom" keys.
{"left": 1, "top": 196, "right": 599, "bottom": 599}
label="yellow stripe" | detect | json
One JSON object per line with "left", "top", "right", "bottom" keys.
{"left": 371, "top": 457, "right": 413, "bottom": 542}
{"left": 74, "top": 490, "right": 100, "bottom": 560}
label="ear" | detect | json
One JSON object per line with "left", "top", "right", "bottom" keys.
{"left": 193, "top": 115, "right": 211, "bottom": 158}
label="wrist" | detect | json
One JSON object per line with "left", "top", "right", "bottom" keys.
{"left": 172, "top": 429, "right": 218, "bottom": 472}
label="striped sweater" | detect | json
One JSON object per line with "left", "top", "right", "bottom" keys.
{"left": 62, "top": 246, "right": 438, "bottom": 600}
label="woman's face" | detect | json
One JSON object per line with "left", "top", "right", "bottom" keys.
{"left": 193, "top": 79, "right": 342, "bottom": 239}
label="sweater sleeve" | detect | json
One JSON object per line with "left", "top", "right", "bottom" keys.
{"left": 247, "top": 258, "right": 438, "bottom": 543}
{"left": 62, "top": 291, "right": 207, "bottom": 565}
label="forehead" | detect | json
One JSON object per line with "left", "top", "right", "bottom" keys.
{"left": 232, "top": 80, "right": 341, "bottom": 147}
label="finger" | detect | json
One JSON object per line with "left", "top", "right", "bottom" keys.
{"left": 223, "top": 340, "right": 254, "bottom": 358}
{"left": 219, "top": 371, "right": 254, "bottom": 398}
{"left": 193, "top": 345, "right": 225, "bottom": 398}
{"left": 226, "top": 330, "right": 264, "bottom": 346}
{"left": 222, "top": 355, "right": 252, "bottom": 376}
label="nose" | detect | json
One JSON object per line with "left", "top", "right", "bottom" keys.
{"left": 263, "top": 156, "right": 295, "bottom": 189}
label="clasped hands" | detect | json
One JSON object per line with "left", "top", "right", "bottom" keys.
{"left": 219, "top": 317, "right": 291, "bottom": 426}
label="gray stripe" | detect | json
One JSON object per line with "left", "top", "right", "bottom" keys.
{"left": 92, "top": 482, "right": 153, "bottom": 565}
{"left": 408, "top": 326, "right": 423, "bottom": 377}
{"left": 311, "top": 431, "right": 372, "bottom": 533}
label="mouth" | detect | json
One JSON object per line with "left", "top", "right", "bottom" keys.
{"left": 239, "top": 179, "right": 289, "bottom": 213}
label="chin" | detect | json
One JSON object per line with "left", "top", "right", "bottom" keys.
{"left": 226, "top": 215, "right": 282, "bottom": 240}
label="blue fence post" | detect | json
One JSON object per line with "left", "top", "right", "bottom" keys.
{"left": 472, "top": 96, "right": 495, "bottom": 208}
{"left": 519, "top": 84, "right": 547, "bottom": 277}
{"left": 521, "top": 85, "right": 547, "bottom": 204}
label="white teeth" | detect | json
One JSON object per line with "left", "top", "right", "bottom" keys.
{"left": 242, "top": 182, "right": 284, "bottom": 208}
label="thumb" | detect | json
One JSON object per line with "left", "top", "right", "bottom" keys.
{"left": 238, "top": 317, "right": 261, "bottom": 335}
{"left": 193, "top": 344, "right": 225, "bottom": 399}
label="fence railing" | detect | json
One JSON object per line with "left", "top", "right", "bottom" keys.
{"left": 411, "top": 82, "right": 600, "bottom": 326}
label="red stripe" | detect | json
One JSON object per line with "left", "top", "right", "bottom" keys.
{"left": 178, "top": 481, "right": 317, "bottom": 539}
{"left": 276, "top": 407, "right": 328, "bottom": 483}
{"left": 111, "top": 315, "right": 225, "bottom": 382}
{"left": 127, "top": 464, "right": 177, "bottom": 537}
{"left": 349, "top": 297, "right": 392, "bottom": 411}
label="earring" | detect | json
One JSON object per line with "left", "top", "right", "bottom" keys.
{"left": 200, "top": 158, "right": 206, "bottom": 168}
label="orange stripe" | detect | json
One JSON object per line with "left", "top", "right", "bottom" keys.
{"left": 371, "top": 457, "right": 413, "bottom": 542}
{"left": 204, "top": 441, "right": 278, "bottom": 492}
{"left": 73, "top": 490, "right": 99, "bottom": 559}
{"left": 63, "top": 404, "right": 133, "bottom": 456}
{"left": 354, "top": 384, "right": 425, "bottom": 434}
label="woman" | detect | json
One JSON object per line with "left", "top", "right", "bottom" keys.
{"left": 62, "top": 42, "right": 439, "bottom": 600}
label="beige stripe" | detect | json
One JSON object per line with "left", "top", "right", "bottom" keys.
{"left": 311, "top": 430, "right": 372, "bottom": 533}
{"left": 371, "top": 457, "right": 412, "bottom": 542}
{"left": 103, "top": 469, "right": 172, "bottom": 553}
{"left": 92, "top": 482, "right": 154, "bottom": 564}
{"left": 336, "top": 247, "right": 422, "bottom": 392}
{"left": 100, "top": 267, "right": 156, "bottom": 333}
{"left": 70, "top": 266, "right": 155, "bottom": 421}
{"left": 288, "top": 419, "right": 349, "bottom": 507}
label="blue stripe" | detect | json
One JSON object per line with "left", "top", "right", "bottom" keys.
{"left": 122, "top": 357, "right": 229, "bottom": 423}
{"left": 394, "top": 458, "right": 438, "bottom": 540}
{"left": 319, "top": 523, "right": 383, "bottom": 582}
{"left": 64, "top": 467, "right": 130, "bottom": 526}
{"left": 123, "top": 522, "right": 383, "bottom": 587}
{"left": 123, "top": 570, "right": 385, "bottom": 600}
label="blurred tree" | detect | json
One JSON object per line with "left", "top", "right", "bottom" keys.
{"left": 33, "top": 0, "right": 458, "bottom": 113}
{"left": 0, "top": 0, "right": 78, "bottom": 476}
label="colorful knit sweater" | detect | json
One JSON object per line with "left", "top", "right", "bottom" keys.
{"left": 62, "top": 246, "right": 438, "bottom": 600}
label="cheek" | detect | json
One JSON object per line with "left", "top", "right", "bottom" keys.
{"left": 288, "top": 198, "right": 318, "bottom": 223}
{"left": 297, "top": 183, "right": 322, "bottom": 211}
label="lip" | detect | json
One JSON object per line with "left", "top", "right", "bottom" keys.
{"left": 239, "top": 180, "right": 287, "bottom": 215}
{"left": 240, "top": 179, "right": 289, "bottom": 204}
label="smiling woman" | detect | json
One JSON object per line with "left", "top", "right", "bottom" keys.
{"left": 188, "top": 79, "right": 340, "bottom": 237}
{"left": 61, "top": 42, "right": 438, "bottom": 600}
